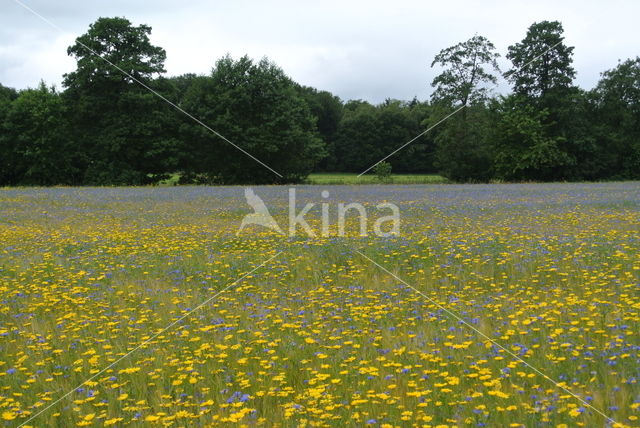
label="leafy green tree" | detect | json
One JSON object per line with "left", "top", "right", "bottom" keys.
{"left": 396, "top": 99, "right": 436, "bottom": 173}
{"left": 429, "top": 104, "right": 493, "bottom": 182}
{"left": 0, "top": 84, "right": 18, "bottom": 103}
{"left": 63, "top": 17, "right": 175, "bottom": 184}
{"left": 0, "top": 84, "right": 19, "bottom": 185}
{"left": 166, "top": 73, "right": 200, "bottom": 102}
{"left": 506, "top": 21, "right": 575, "bottom": 99}
{"left": 332, "top": 100, "right": 380, "bottom": 172}
{"left": 430, "top": 35, "right": 500, "bottom": 181}
{"left": 503, "top": 20, "right": 595, "bottom": 181}
{"left": 0, "top": 82, "right": 76, "bottom": 185}
{"left": 589, "top": 57, "right": 640, "bottom": 179}
{"left": 296, "top": 86, "right": 343, "bottom": 171}
{"left": 65, "top": 17, "right": 166, "bottom": 86}
{"left": 331, "top": 99, "right": 432, "bottom": 173}
{"left": 180, "top": 55, "right": 325, "bottom": 184}
{"left": 491, "top": 95, "right": 572, "bottom": 181}
{"left": 431, "top": 35, "right": 500, "bottom": 106}
{"left": 377, "top": 99, "right": 433, "bottom": 173}
{"left": 374, "top": 161, "right": 392, "bottom": 183}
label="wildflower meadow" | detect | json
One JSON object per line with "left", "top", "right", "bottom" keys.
{"left": 0, "top": 183, "right": 639, "bottom": 427}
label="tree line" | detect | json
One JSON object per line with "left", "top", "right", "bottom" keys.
{"left": 0, "top": 17, "right": 638, "bottom": 185}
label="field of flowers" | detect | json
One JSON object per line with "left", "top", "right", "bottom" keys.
{"left": 0, "top": 183, "right": 639, "bottom": 427}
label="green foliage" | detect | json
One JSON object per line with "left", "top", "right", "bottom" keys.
{"left": 0, "top": 84, "right": 18, "bottom": 103}
{"left": 431, "top": 104, "right": 493, "bottom": 182}
{"left": 430, "top": 35, "right": 500, "bottom": 182}
{"left": 589, "top": 57, "right": 640, "bottom": 179}
{"left": 506, "top": 21, "right": 575, "bottom": 98}
{"left": 0, "top": 82, "right": 78, "bottom": 185}
{"left": 431, "top": 35, "right": 500, "bottom": 106}
{"left": 491, "top": 96, "right": 572, "bottom": 181}
{"left": 63, "top": 17, "right": 174, "bottom": 185}
{"left": 331, "top": 99, "right": 434, "bottom": 173}
{"left": 499, "top": 20, "right": 604, "bottom": 182}
{"left": 64, "top": 17, "right": 166, "bottom": 87}
{"left": 180, "top": 55, "right": 325, "bottom": 184}
{"left": 296, "top": 85, "right": 343, "bottom": 170}
{"left": 373, "top": 161, "right": 392, "bottom": 183}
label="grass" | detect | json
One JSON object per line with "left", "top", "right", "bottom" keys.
{"left": 158, "top": 173, "right": 447, "bottom": 186}
{"left": 305, "top": 173, "right": 447, "bottom": 185}
{"left": 0, "top": 183, "right": 639, "bottom": 427}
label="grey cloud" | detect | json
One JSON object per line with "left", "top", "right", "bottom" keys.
{"left": 1, "top": 0, "right": 638, "bottom": 102}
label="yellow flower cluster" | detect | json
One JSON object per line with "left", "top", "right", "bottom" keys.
{"left": 0, "top": 184, "right": 638, "bottom": 426}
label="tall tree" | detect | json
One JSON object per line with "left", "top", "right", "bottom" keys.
{"left": 429, "top": 35, "right": 500, "bottom": 181}
{"left": 504, "top": 21, "right": 593, "bottom": 180}
{"left": 431, "top": 35, "right": 500, "bottom": 107}
{"left": 63, "top": 17, "right": 175, "bottom": 185}
{"left": 506, "top": 21, "right": 575, "bottom": 99}
{"left": 180, "top": 55, "right": 325, "bottom": 184}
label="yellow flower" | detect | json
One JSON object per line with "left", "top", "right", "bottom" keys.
{"left": 2, "top": 412, "right": 16, "bottom": 421}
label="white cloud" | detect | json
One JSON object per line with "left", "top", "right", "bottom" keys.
{"left": 1, "top": 0, "right": 638, "bottom": 102}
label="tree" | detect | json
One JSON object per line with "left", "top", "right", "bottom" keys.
{"left": 376, "top": 100, "right": 433, "bottom": 173}
{"left": 396, "top": 99, "right": 436, "bottom": 174}
{"left": 374, "top": 161, "right": 392, "bottom": 183}
{"left": 589, "top": 57, "right": 640, "bottom": 179}
{"left": 180, "top": 55, "right": 325, "bottom": 184}
{"left": 64, "top": 17, "right": 166, "bottom": 87}
{"left": 429, "top": 35, "right": 500, "bottom": 181}
{"left": 504, "top": 21, "right": 595, "bottom": 181}
{"left": 0, "top": 83, "right": 76, "bottom": 185}
{"left": 431, "top": 35, "right": 500, "bottom": 107}
{"left": 332, "top": 100, "right": 381, "bottom": 172}
{"left": 504, "top": 21, "right": 602, "bottom": 181}
{"left": 166, "top": 73, "right": 200, "bottom": 102}
{"left": 296, "top": 86, "right": 343, "bottom": 171}
{"left": 430, "top": 103, "right": 493, "bottom": 182}
{"left": 0, "top": 84, "right": 19, "bottom": 185}
{"left": 506, "top": 21, "right": 575, "bottom": 99}
{"left": 491, "top": 95, "right": 572, "bottom": 181}
{"left": 331, "top": 99, "right": 431, "bottom": 173}
{"left": 0, "top": 84, "right": 18, "bottom": 103}
{"left": 63, "top": 17, "right": 175, "bottom": 185}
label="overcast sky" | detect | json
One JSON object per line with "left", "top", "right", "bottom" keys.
{"left": 1, "top": 0, "right": 638, "bottom": 103}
